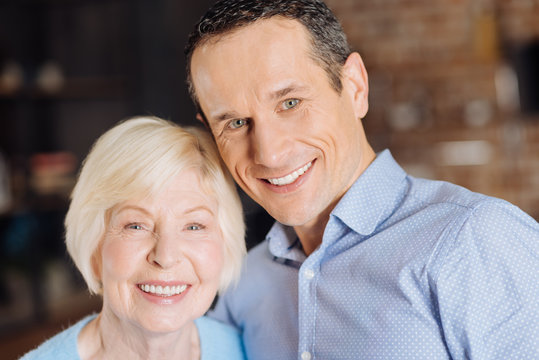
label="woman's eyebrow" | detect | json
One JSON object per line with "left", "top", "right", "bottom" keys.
{"left": 114, "top": 204, "right": 152, "bottom": 216}
{"left": 183, "top": 205, "right": 215, "bottom": 216}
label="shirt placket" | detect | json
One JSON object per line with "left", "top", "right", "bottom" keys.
{"left": 297, "top": 218, "right": 341, "bottom": 360}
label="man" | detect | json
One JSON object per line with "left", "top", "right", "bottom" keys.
{"left": 185, "top": 0, "right": 539, "bottom": 359}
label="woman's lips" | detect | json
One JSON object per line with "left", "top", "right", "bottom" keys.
{"left": 136, "top": 281, "right": 191, "bottom": 305}
{"left": 138, "top": 284, "right": 188, "bottom": 297}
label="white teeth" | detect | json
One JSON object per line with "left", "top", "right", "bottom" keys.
{"left": 268, "top": 162, "right": 312, "bottom": 186}
{"left": 139, "top": 284, "right": 188, "bottom": 296}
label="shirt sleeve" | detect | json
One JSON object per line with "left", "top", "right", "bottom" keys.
{"left": 434, "top": 199, "right": 539, "bottom": 359}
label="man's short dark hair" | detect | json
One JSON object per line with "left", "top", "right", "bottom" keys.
{"left": 184, "top": 0, "right": 351, "bottom": 115}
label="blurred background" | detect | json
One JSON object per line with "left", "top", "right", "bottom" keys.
{"left": 0, "top": 0, "right": 538, "bottom": 358}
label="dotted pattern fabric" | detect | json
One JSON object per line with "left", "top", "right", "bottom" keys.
{"left": 210, "top": 150, "right": 539, "bottom": 360}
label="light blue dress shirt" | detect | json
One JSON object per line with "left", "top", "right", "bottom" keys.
{"left": 210, "top": 150, "right": 539, "bottom": 360}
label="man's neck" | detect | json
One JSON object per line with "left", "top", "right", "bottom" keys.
{"left": 294, "top": 144, "right": 377, "bottom": 256}
{"left": 294, "top": 211, "right": 330, "bottom": 256}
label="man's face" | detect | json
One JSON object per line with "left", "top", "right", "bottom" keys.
{"left": 191, "top": 18, "right": 371, "bottom": 232}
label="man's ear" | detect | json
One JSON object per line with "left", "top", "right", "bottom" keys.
{"left": 196, "top": 112, "right": 210, "bottom": 129}
{"left": 342, "top": 52, "right": 369, "bottom": 119}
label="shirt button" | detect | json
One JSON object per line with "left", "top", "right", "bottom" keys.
{"left": 301, "top": 351, "right": 312, "bottom": 360}
{"left": 303, "top": 269, "right": 315, "bottom": 280}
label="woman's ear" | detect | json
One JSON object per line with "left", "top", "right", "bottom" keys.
{"left": 342, "top": 52, "right": 369, "bottom": 119}
{"left": 91, "top": 244, "right": 103, "bottom": 289}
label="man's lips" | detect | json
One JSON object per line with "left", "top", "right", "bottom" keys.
{"left": 265, "top": 161, "right": 313, "bottom": 186}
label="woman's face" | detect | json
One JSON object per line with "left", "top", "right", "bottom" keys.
{"left": 96, "top": 169, "right": 224, "bottom": 333}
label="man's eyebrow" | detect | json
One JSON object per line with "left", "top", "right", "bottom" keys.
{"left": 215, "top": 111, "right": 239, "bottom": 122}
{"left": 209, "top": 110, "right": 240, "bottom": 123}
{"left": 270, "top": 84, "right": 309, "bottom": 101}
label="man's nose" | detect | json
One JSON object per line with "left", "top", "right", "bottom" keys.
{"left": 251, "top": 116, "right": 291, "bottom": 167}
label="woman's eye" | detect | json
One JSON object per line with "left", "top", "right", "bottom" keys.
{"left": 282, "top": 98, "right": 299, "bottom": 110}
{"left": 186, "top": 224, "right": 204, "bottom": 231}
{"left": 127, "top": 223, "right": 144, "bottom": 230}
{"left": 228, "top": 118, "right": 247, "bottom": 129}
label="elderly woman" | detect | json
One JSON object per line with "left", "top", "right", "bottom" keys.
{"left": 21, "top": 117, "right": 246, "bottom": 359}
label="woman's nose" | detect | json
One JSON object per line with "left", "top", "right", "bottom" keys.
{"left": 147, "top": 231, "right": 183, "bottom": 269}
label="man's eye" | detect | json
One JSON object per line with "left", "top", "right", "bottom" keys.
{"left": 282, "top": 98, "right": 299, "bottom": 110}
{"left": 228, "top": 118, "right": 247, "bottom": 129}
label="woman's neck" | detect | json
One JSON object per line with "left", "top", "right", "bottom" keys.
{"left": 78, "top": 313, "right": 200, "bottom": 360}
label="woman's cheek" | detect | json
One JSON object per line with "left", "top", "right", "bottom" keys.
{"left": 193, "top": 237, "right": 225, "bottom": 280}
{"left": 101, "top": 237, "right": 141, "bottom": 281}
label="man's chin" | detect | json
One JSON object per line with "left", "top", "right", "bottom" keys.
{"left": 266, "top": 208, "right": 312, "bottom": 228}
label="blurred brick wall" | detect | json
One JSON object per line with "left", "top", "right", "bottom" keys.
{"left": 326, "top": 0, "right": 539, "bottom": 219}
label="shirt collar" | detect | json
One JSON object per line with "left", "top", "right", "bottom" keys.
{"left": 267, "top": 221, "right": 306, "bottom": 262}
{"left": 331, "top": 149, "right": 407, "bottom": 236}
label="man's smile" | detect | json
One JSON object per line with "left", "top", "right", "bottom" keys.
{"left": 264, "top": 161, "right": 313, "bottom": 186}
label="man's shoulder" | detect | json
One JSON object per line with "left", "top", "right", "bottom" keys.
{"left": 406, "top": 179, "right": 539, "bottom": 280}
{"left": 246, "top": 237, "right": 271, "bottom": 257}
{"left": 407, "top": 177, "right": 537, "bottom": 227}
{"left": 407, "top": 176, "right": 490, "bottom": 210}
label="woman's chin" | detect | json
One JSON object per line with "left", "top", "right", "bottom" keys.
{"left": 136, "top": 316, "right": 192, "bottom": 334}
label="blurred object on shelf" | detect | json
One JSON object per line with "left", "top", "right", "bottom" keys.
{"left": 464, "top": 99, "right": 493, "bottom": 128}
{"left": 0, "top": 60, "right": 24, "bottom": 95}
{"left": 35, "top": 61, "right": 64, "bottom": 94}
{"left": 436, "top": 140, "right": 494, "bottom": 167}
{"left": 495, "top": 63, "right": 521, "bottom": 114}
{"left": 388, "top": 102, "right": 424, "bottom": 131}
{"left": 472, "top": 0, "right": 500, "bottom": 62}
{"left": 29, "top": 152, "right": 76, "bottom": 197}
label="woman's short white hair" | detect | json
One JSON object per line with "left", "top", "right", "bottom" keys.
{"left": 65, "top": 116, "right": 245, "bottom": 295}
